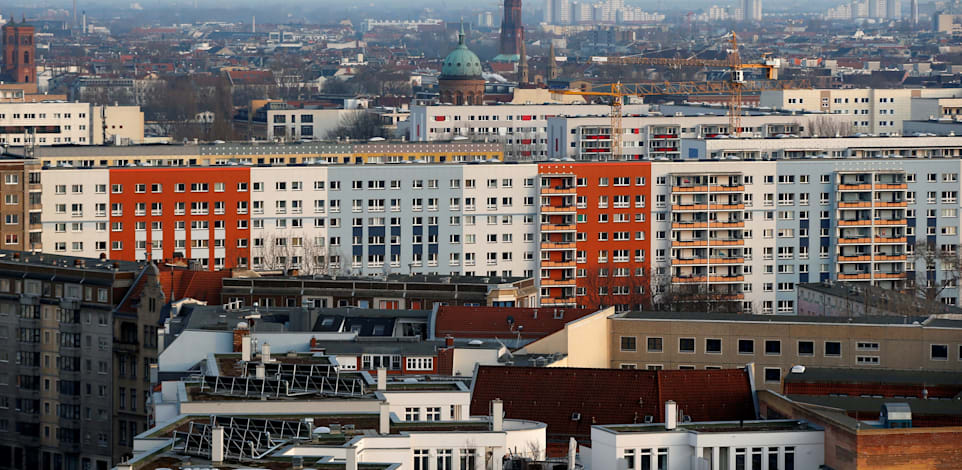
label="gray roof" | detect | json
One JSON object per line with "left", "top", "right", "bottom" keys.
{"left": 788, "top": 394, "right": 962, "bottom": 417}
{"left": 784, "top": 367, "right": 962, "bottom": 386}
{"left": 616, "top": 310, "right": 938, "bottom": 327}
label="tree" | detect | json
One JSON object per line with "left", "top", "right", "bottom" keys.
{"left": 906, "top": 241, "right": 962, "bottom": 303}
{"left": 325, "top": 111, "right": 388, "bottom": 141}
{"left": 804, "top": 116, "right": 854, "bottom": 137}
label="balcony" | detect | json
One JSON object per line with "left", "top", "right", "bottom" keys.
{"left": 672, "top": 240, "right": 708, "bottom": 247}
{"left": 874, "top": 254, "right": 907, "bottom": 261}
{"left": 875, "top": 201, "right": 907, "bottom": 208}
{"left": 113, "top": 339, "right": 139, "bottom": 352}
{"left": 541, "top": 260, "right": 576, "bottom": 269}
{"left": 715, "top": 293, "right": 745, "bottom": 300}
{"left": 541, "top": 297, "right": 576, "bottom": 306}
{"left": 838, "top": 255, "right": 871, "bottom": 262}
{"left": 540, "top": 242, "right": 576, "bottom": 250}
{"left": 672, "top": 222, "right": 708, "bottom": 229}
{"left": 709, "top": 239, "right": 745, "bottom": 246}
{"left": 541, "top": 224, "right": 576, "bottom": 232}
{"left": 673, "top": 258, "right": 708, "bottom": 265}
{"left": 673, "top": 185, "right": 709, "bottom": 193}
{"left": 838, "top": 183, "right": 872, "bottom": 191}
{"left": 838, "top": 201, "right": 872, "bottom": 208}
{"left": 710, "top": 257, "right": 745, "bottom": 264}
{"left": 838, "top": 273, "right": 871, "bottom": 280}
{"left": 541, "top": 187, "right": 577, "bottom": 195}
{"left": 541, "top": 279, "right": 577, "bottom": 287}
{"left": 838, "top": 220, "right": 872, "bottom": 226}
{"left": 540, "top": 205, "right": 577, "bottom": 213}
{"left": 710, "top": 185, "right": 745, "bottom": 192}
{"left": 874, "top": 219, "right": 907, "bottom": 226}
{"left": 672, "top": 276, "right": 708, "bottom": 283}
{"left": 875, "top": 183, "right": 907, "bottom": 190}
{"left": 709, "top": 204, "right": 745, "bottom": 211}
{"left": 709, "top": 275, "right": 744, "bottom": 283}
{"left": 838, "top": 237, "right": 873, "bottom": 244}
{"left": 672, "top": 204, "right": 709, "bottom": 211}
{"left": 875, "top": 272, "right": 907, "bottom": 279}
{"left": 711, "top": 221, "right": 744, "bottom": 228}
{"left": 874, "top": 236, "right": 907, "bottom": 244}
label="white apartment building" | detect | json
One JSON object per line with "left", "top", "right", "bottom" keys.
{"left": 546, "top": 114, "right": 844, "bottom": 161}
{"left": 263, "top": 107, "right": 362, "bottom": 141}
{"left": 760, "top": 89, "right": 962, "bottom": 135}
{"left": 409, "top": 103, "right": 648, "bottom": 161}
{"left": 0, "top": 101, "right": 145, "bottom": 146}
{"left": 589, "top": 403, "right": 824, "bottom": 470}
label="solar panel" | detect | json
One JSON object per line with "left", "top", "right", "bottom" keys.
{"left": 172, "top": 417, "right": 312, "bottom": 461}
{"left": 198, "top": 373, "right": 366, "bottom": 398}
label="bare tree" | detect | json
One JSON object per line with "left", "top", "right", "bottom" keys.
{"left": 803, "top": 116, "right": 854, "bottom": 137}
{"left": 907, "top": 241, "right": 962, "bottom": 303}
{"left": 325, "top": 111, "right": 389, "bottom": 141}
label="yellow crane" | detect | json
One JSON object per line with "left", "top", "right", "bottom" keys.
{"left": 563, "top": 32, "right": 802, "bottom": 158}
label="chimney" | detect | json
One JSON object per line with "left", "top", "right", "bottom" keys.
{"left": 241, "top": 336, "right": 252, "bottom": 362}
{"left": 377, "top": 367, "right": 387, "bottom": 391}
{"left": 491, "top": 399, "right": 504, "bottom": 432}
{"left": 255, "top": 363, "right": 265, "bottom": 380}
{"left": 262, "top": 342, "right": 272, "bottom": 362}
{"left": 233, "top": 326, "right": 251, "bottom": 352}
{"left": 211, "top": 426, "right": 225, "bottom": 463}
{"left": 346, "top": 446, "right": 358, "bottom": 470}
{"left": 149, "top": 363, "right": 158, "bottom": 385}
{"left": 379, "top": 402, "right": 390, "bottom": 434}
{"left": 156, "top": 329, "right": 166, "bottom": 354}
{"left": 445, "top": 336, "right": 454, "bottom": 348}
{"left": 665, "top": 401, "right": 677, "bottom": 430}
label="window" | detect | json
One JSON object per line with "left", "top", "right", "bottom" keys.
{"left": 763, "top": 368, "right": 781, "bottom": 384}
{"left": 679, "top": 338, "right": 695, "bottom": 353}
{"left": 620, "top": 336, "right": 636, "bottom": 351}
{"left": 765, "top": 340, "right": 781, "bottom": 356}
{"left": 405, "top": 407, "right": 420, "bottom": 421}
{"left": 825, "top": 341, "right": 841, "bottom": 357}
{"left": 705, "top": 338, "right": 722, "bottom": 354}
{"left": 406, "top": 357, "right": 434, "bottom": 370}
{"left": 931, "top": 344, "right": 949, "bottom": 360}
{"left": 738, "top": 339, "right": 754, "bottom": 355}
{"left": 647, "top": 337, "right": 663, "bottom": 353}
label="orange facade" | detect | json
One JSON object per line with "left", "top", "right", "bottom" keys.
{"left": 109, "top": 168, "right": 251, "bottom": 270}
{"left": 539, "top": 162, "right": 652, "bottom": 310}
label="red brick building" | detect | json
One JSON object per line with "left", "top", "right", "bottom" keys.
{"left": 2, "top": 19, "right": 35, "bottom": 83}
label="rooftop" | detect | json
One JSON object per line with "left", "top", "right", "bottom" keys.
{"left": 615, "top": 310, "right": 949, "bottom": 327}
{"left": 434, "top": 305, "right": 596, "bottom": 340}
{"left": 0, "top": 249, "right": 144, "bottom": 273}
{"left": 783, "top": 367, "right": 962, "bottom": 387}
{"left": 600, "top": 419, "right": 819, "bottom": 434}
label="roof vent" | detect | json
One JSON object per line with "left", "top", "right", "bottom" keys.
{"left": 791, "top": 365, "right": 806, "bottom": 374}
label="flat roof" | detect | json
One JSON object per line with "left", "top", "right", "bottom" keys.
{"left": 787, "top": 395, "right": 962, "bottom": 417}
{"left": 783, "top": 367, "right": 962, "bottom": 387}
{"left": 615, "top": 310, "right": 941, "bottom": 327}
{"left": 601, "top": 419, "right": 819, "bottom": 434}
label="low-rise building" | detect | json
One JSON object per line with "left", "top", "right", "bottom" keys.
{"left": 0, "top": 101, "right": 145, "bottom": 146}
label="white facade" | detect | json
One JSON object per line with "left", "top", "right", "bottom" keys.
{"left": 409, "top": 103, "right": 648, "bottom": 161}
{"left": 40, "top": 169, "right": 110, "bottom": 259}
{"left": 0, "top": 101, "right": 144, "bottom": 146}
{"left": 589, "top": 419, "right": 824, "bottom": 470}
{"left": 760, "top": 89, "right": 962, "bottom": 135}
{"left": 264, "top": 108, "right": 360, "bottom": 141}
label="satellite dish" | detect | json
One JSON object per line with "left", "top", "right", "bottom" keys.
{"left": 506, "top": 315, "right": 515, "bottom": 325}
{"left": 313, "top": 426, "right": 331, "bottom": 434}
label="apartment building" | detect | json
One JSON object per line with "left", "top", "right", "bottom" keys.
{"left": 0, "top": 251, "right": 164, "bottom": 470}
{"left": 30, "top": 135, "right": 962, "bottom": 312}
{"left": 0, "top": 159, "right": 41, "bottom": 251}
{"left": 608, "top": 311, "right": 962, "bottom": 391}
{"left": 760, "top": 88, "right": 962, "bottom": 135}
{"left": 546, "top": 114, "right": 835, "bottom": 161}
{"left": 0, "top": 102, "right": 145, "bottom": 146}
{"left": 408, "top": 103, "right": 648, "bottom": 161}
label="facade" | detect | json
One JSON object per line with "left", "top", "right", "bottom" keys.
{"left": 0, "top": 251, "right": 164, "bottom": 470}
{"left": 590, "top": 414, "right": 823, "bottom": 470}
{"left": 546, "top": 114, "right": 829, "bottom": 161}
{"left": 409, "top": 103, "right": 648, "bottom": 161}
{"left": 0, "top": 102, "right": 145, "bottom": 146}
{"left": 609, "top": 311, "right": 962, "bottom": 391}
{"left": 0, "top": 159, "right": 41, "bottom": 252}
{"left": 760, "top": 88, "right": 962, "bottom": 135}
{"left": 796, "top": 281, "right": 962, "bottom": 317}
{"left": 1, "top": 21, "right": 35, "bottom": 84}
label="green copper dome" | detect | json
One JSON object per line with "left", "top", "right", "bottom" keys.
{"left": 441, "top": 28, "right": 482, "bottom": 79}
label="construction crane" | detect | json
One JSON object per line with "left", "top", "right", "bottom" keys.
{"left": 564, "top": 32, "right": 800, "bottom": 158}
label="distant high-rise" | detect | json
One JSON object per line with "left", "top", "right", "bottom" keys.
{"left": 544, "top": 0, "right": 571, "bottom": 24}
{"left": 887, "top": 0, "right": 901, "bottom": 19}
{"left": 2, "top": 18, "right": 36, "bottom": 83}
{"left": 496, "top": 0, "right": 523, "bottom": 62}
{"left": 738, "top": 0, "right": 762, "bottom": 21}
{"left": 911, "top": 0, "right": 919, "bottom": 24}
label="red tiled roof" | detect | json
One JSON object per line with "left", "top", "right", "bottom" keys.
{"left": 469, "top": 366, "right": 755, "bottom": 444}
{"left": 157, "top": 267, "right": 230, "bottom": 303}
{"left": 435, "top": 306, "right": 595, "bottom": 339}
